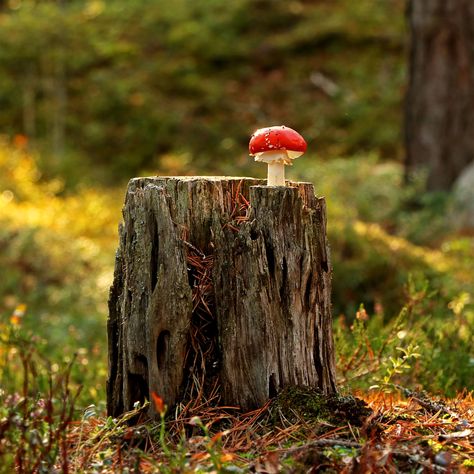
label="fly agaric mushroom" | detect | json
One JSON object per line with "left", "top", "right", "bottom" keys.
{"left": 249, "top": 125, "right": 307, "bottom": 186}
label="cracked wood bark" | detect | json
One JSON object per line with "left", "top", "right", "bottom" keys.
{"left": 107, "top": 177, "right": 337, "bottom": 417}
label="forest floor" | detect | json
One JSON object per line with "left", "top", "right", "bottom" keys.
{"left": 66, "top": 387, "right": 474, "bottom": 473}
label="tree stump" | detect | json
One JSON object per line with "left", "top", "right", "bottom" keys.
{"left": 107, "top": 177, "right": 337, "bottom": 417}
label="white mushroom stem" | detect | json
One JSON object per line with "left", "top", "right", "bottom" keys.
{"left": 254, "top": 150, "right": 292, "bottom": 186}
{"left": 267, "top": 162, "right": 285, "bottom": 186}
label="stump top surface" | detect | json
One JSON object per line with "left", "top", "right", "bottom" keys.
{"left": 131, "top": 175, "right": 258, "bottom": 182}
{"left": 129, "top": 176, "right": 313, "bottom": 187}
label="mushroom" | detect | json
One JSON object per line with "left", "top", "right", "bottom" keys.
{"left": 249, "top": 125, "right": 307, "bottom": 186}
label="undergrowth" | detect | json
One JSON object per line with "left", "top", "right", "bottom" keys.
{"left": 0, "top": 325, "right": 80, "bottom": 473}
{"left": 1, "top": 332, "right": 473, "bottom": 472}
{"left": 0, "top": 139, "right": 120, "bottom": 407}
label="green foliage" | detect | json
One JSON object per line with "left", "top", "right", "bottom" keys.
{"left": 294, "top": 156, "right": 469, "bottom": 317}
{"left": 0, "top": 328, "right": 80, "bottom": 473}
{"left": 0, "top": 141, "right": 120, "bottom": 406}
{"left": 0, "top": 0, "right": 405, "bottom": 183}
{"left": 336, "top": 279, "right": 474, "bottom": 396}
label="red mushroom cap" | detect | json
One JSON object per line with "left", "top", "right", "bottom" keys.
{"left": 249, "top": 125, "right": 307, "bottom": 158}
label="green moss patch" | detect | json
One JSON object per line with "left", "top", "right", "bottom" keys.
{"left": 270, "top": 386, "right": 372, "bottom": 427}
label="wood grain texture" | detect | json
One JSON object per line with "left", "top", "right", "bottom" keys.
{"left": 107, "top": 177, "right": 337, "bottom": 417}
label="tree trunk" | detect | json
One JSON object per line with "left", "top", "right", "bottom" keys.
{"left": 405, "top": 0, "right": 474, "bottom": 191}
{"left": 107, "top": 177, "right": 337, "bottom": 418}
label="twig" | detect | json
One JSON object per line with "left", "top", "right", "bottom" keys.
{"left": 393, "top": 384, "right": 467, "bottom": 421}
{"left": 281, "top": 438, "right": 361, "bottom": 458}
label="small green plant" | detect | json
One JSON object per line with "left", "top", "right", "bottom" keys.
{"left": 0, "top": 327, "right": 80, "bottom": 473}
{"left": 336, "top": 276, "right": 474, "bottom": 394}
{"left": 187, "top": 416, "right": 234, "bottom": 473}
{"left": 372, "top": 342, "right": 421, "bottom": 391}
{"left": 147, "top": 392, "right": 189, "bottom": 473}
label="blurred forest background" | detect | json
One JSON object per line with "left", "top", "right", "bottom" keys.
{"left": 0, "top": 0, "right": 473, "bottom": 415}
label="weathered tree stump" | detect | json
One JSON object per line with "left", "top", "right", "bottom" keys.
{"left": 107, "top": 177, "right": 337, "bottom": 417}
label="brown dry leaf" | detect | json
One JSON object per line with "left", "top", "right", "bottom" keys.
{"left": 263, "top": 451, "right": 280, "bottom": 474}
{"left": 220, "top": 453, "right": 234, "bottom": 462}
{"left": 191, "top": 452, "right": 211, "bottom": 461}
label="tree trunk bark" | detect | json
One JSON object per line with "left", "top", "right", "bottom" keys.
{"left": 405, "top": 0, "right": 474, "bottom": 191}
{"left": 107, "top": 177, "right": 337, "bottom": 418}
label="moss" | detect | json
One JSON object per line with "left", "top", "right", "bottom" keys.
{"left": 270, "top": 386, "right": 371, "bottom": 427}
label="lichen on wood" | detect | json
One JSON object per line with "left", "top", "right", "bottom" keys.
{"left": 107, "top": 177, "right": 337, "bottom": 417}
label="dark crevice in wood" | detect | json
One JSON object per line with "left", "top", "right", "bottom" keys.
{"left": 156, "top": 330, "right": 170, "bottom": 371}
{"left": 128, "top": 353, "right": 149, "bottom": 408}
{"left": 135, "top": 353, "right": 148, "bottom": 370}
{"left": 106, "top": 292, "right": 122, "bottom": 416}
{"left": 150, "top": 219, "right": 159, "bottom": 292}
{"left": 313, "top": 333, "right": 324, "bottom": 388}
{"left": 107, "top": 247, "right": 123, "bottom": 417}
{"left": 127, "top": 373, "right": 147, "bottom": 407}
{"left": 181, "top": 250, "right": 220, "bottom": 402}
{"left": 264, "top": 239, "right": 275, "bottom": 276}
{"left": 269, "top": 373, "right": 278, "bottom": 398}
